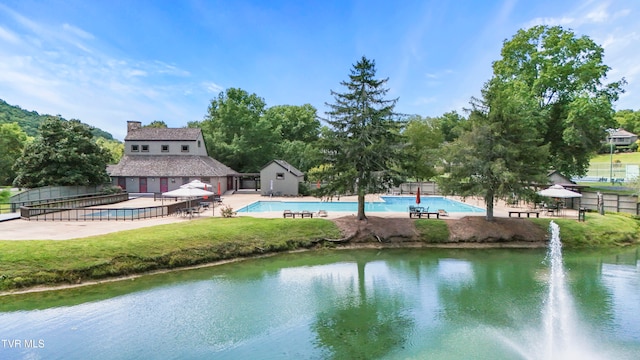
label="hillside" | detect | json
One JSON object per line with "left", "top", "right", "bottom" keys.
{"left": 0, "top": 99, "right": 114, "bottom": 140}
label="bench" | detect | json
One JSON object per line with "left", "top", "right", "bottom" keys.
{"left": 508, "top": 211, "right": 540, "bottom": 218}
{"left": 420, "top": 212, "right": 440, "bottom": 219}
{"left": 283, "top": 210, "right": 313, "bottom": 218}
{"left": 409, "top": 206, "right": 440, "bottom": 219}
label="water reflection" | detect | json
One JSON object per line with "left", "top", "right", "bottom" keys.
{"left": 312, "top": 257, "right": 414, "bottom": 359}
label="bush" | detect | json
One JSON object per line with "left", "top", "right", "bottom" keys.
{"left": 0, "top": 189, "right": 9, "bottom": 203}
{"left": 298, "top": 182, "right": 311, "bottom": 196}
{"left": 220, "top": 205, "right": 236, "bottom": 218}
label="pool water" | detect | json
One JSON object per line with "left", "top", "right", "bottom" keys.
{"left": 83, "top": 208, "right": 150, "bottom": 218}
{"left": 237, "top": 196, "right": 484, "bottom": 213}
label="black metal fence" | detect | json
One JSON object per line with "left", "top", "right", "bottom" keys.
{"left": 19, "top": 198, "right": 204, "bottom": 221}
{"left": 9, "top": 193, "right": 129, "bottom": 212}
{"left": 21, "top": 205, "right": 168, "bottom": 221}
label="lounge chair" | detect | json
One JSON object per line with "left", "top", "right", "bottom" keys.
{"left": 317, "top": 210, "right": 328, "bottom": 217}
{"left": 283, "top": 210, "right": 294, "bottom": 218}
{"left": 301, "top": 210, "right": 313, "bottom": 218}
{"left": 409, "top": 206, "right": 428, "bottom": 218}
{"left": 438, "top": 209, "right": 449, "bottom": 216}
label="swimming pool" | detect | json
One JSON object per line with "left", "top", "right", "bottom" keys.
{"left": 83, "top": 208, "right": 151, "bottom": 218}
{"left": 237, "top": 196, "right": 484, "bottom": 213}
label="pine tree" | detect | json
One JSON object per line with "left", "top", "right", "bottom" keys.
{"left": 320, "top": 56, "right": 405, "bottom": 220}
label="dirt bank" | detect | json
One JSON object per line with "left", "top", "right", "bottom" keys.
{"left": 331, "top": 215, "right": 549, "bottom": 244}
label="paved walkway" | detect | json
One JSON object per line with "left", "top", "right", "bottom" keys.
{"left": 0, "top": 194, "right": 576, "bottom": 240}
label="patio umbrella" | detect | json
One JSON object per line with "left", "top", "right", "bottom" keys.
{"left": 180, "top": 180, "right": 212, "bottom": 189}
{"left": 163, "top": 186, "right": 214, "bottom": 212}
{"left": 416, "top": 187, "right": 421, "bottom": 205}
{"left": 537, "top": 184, "right": 582, "bottom": 198}
{"left": 537, "top": 184, "right": 581, "bottom": 217}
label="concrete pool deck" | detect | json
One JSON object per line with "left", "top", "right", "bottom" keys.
{"left": 0, "top": 193, "right": 577, "bottom": 240}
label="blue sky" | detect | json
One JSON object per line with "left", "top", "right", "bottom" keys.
{"left": 1, "top": 0, "right": 638, "bottom": 140}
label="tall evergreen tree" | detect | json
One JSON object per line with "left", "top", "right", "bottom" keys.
{"left": 12, "top": 117, "right": 110, "bottom": 188}
{"left": 319, "top": 56, "right": 405, "bottom": 220}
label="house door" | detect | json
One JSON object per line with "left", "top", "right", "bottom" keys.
{"left": 227, "top": 176, "right": 234, "bottom": 192}
{"left": 160, "top": 177, "right": 168, "bottom": 193}
{"left": 118, "top": 177, "right": 126, "bottom": 190}
{"left": 139, "top": 177, "right": 147, "bottom": 192}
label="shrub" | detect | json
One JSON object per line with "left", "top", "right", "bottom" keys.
{"left": 220, "top": 205, "right": 236, "bottom": 218}
{"left": 298, "top": 182, "right": 311, "bottom": 196}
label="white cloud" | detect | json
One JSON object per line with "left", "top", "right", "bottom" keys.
{"left": 413, "top": 96, "right": 437, "bottom": 106}
{"left": 0, "top": 5, "right": 219, "bottom": 139}
{"left": 0, "top": 25, "right": 19, "bottom": 43}
{"left": 61, "top": 23, "right": 94, "bottom": 40}
{"left": 585, "top": 2, "right": 610, "bottom": 23}
{"left": 204, "top": 82, "right": 224, "bottom": 93}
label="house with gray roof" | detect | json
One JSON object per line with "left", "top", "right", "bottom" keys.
{"left": 108, "top": 121, "right": 238, "bottom": 193}
{"left": 605, "top": 128, "right": 638, "bottom": 149}
{"left": 260, "top": 160, "right": 304, "bottom": 196}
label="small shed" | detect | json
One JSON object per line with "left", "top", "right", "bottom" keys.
{"left": 547, "top": 170, "right": 575, "bottom": 187}
{"left": 260, "top": 160, "right": 304, "bottom": 196}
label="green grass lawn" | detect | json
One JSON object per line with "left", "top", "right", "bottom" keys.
{"left": 1, "top": 213, "right": 638, "bottom": 293}
{"left": 590, "top": 152, "right": 640, "bottom": 164}
{"left": 531, "top": 212, "right": 640, "bottom": 247}
{"left": 0, "top": 217, "right": 342, "bottom": 291}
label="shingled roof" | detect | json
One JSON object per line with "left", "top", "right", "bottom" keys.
{"left": 263, "top": 159, "right": 304, "bottom": 177}
{"left": 108, "top": 155, "right": 238, "bottom": 177}
{"left": 125, "top": 127, "right": 203, "bottom": 141}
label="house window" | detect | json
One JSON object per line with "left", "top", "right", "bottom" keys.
{"left": 181, "top": 145, "right": 189, "bottom": 152}
{"left": 182, "top": 177, "right": 190, "bottom": 184}
{"left": 198, "top": 140, "right": 201, "bottom": 148}
{"left": 276, "top": 172, "right": 285, "bottom": 180}
{"left": 131, "top": 145, "right": 139, "bottom": 152}
{"left": 141, "top": 145, "right": 149, "bottom": 152}
{"left": 161, "top": 145, "right": 169, "bottom": 152}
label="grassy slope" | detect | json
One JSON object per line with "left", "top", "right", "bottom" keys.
{"left": 0, "top": 217, "right": 342, "bottom": 291}
{"left": 590, "top": 152, "right": 640, "bottom": 164}
{"left": 531, "top": 213, "right": 640, "bottom": 247}
{"left": 1, "top": 214, "right": 638, "bottom": 292}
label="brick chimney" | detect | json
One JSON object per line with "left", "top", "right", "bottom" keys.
{"left": 127, "top": 121, "right": 142, "bottom": 134}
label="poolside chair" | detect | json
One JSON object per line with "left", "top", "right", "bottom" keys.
{"left": 301, "top": 210, "right": 313, "bottom": 218}
{"left": 317, "top": 210, "right": 328, "bottom": 217}
{"left": 438, "top": 209, "right": 449, "bottom": 217}
{"left": 283, "top": 210, "right": 294, "bottom": 218}
{"left": 409, "top": 206, "right": 427, "bottom": 218}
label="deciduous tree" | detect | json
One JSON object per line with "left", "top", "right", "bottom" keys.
{"left": 492, "top": 25, "right": 624, "bottom": 177}
{"left": 614, "top": 109, "right": 640, "bottom": 135}
{"left": 200, "top": 88, "right": 277, "bottom": 172}
{"left": 12, "top": 117, "right": 111, "bottom": 188}
{"left": 402, "top": 115, "right": 442, "bottom": 183}
{"left": 0, "top": 123, "right": 29, "bottom": 185}
{"left": 440, "top": 80, "right": 549, "bottom": 221}
{"left": 96, "top": 137, "right": 124, "bottom": 164}
{"left": 263, "top": 104, "right": 322, "bottom": 172}
{"left": 319, "top": 56, "right": 405, "bottom": 220}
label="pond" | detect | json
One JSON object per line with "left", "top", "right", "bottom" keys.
{"left": 1, "top": 240, "right": 639, "bottom": 359}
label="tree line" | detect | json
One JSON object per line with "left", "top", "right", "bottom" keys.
{"left": 1, "top": 25, "right": 637, "bottom": 222}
